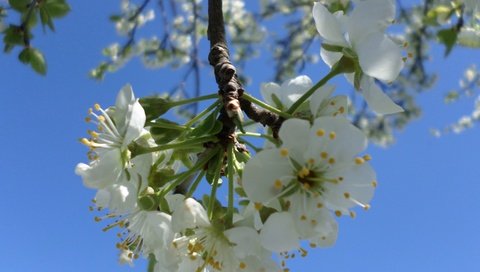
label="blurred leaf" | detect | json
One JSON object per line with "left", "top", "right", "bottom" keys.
{"left": 3, "top": 25, "right": 25, "bottom": 51}
{"left": 39, "top": 6, "right": 55, "bottom": 31}
{"left": 18, "top": 47, "right": 31, "bottom": 63}
{"left": 29, "top": 48, "right": 47, "bottom": 75}
{"left": 45, "top": 0, "right": 71, "bottom": 18}
{"left": 8, "top": 0, "right": 30, "bottom": 12}
{"left": 437, "top": 28, "right": 458, "bottom": 57}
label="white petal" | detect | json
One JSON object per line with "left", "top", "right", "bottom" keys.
{"left": 242, "top": 149, "right": 292, "bottom": 203}
{"left": 129, "top": 211, "right": 174, "bottom": 251}
{"left": 309, "top": 211, "right": 338, "bottom": 247}
{"left": 320, "top": 47, "right": 343, "bottom": 68}
{"left": 172, "top": 198, "right": 210, "bottom": 232}
{"left": 309, "top": 117, "right": 367, "bottom": 162}
{"left": 260, "top": 212, "right": 299, "bottom": 252}
{"left": 225, "top": 226, "right": 262, "bottom": 259}
{"left": 279, "top": 118, "right": 311, "bottom": 162}
{"left": 324, "top": 162, "right": 376, "bottom": 211}
{"left": 260, "top": 82, "right": 281, "bottom": 108}
{"left": 280, "top": 75, "right": 313, "bottom": 108}
{"left": 309, "top": 84, "right": 336, "bottom": 117}
{"left": 348, "top": 0, "right": 395, "bottom": 42}
{"left": 122, "top": 100, "right": 146, "bottom": 147}
{"left": 97, "top": 183, "right": 137, "bottom": 213}
{"left": 313, "top": 3, "right": 348, "bottom": 46}
{"left": 113, "top": 84, "right": 135, "bottom": 132}
{"left": 75, "top": 149, "right": 123, "bottom": 189}
{"left": 361, "top": 77, "right": 404, "bottom": 115}
{"left": 356, "top": 32, "right": 404, "bottom": 82}
{"left": 317, "top": 96, "right": 349, "bottom": 117}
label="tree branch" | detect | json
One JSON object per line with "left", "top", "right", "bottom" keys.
{"left": 207, "top": 0, "right": 284, "bottom": 140}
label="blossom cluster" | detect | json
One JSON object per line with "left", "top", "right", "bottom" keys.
{"left": 76, "top": 1, "right": 405, "bottom": 271}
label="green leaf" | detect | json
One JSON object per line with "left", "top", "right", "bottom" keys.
{"left": 39, "top": 6, "right": 55, "bottom": 31}
{"left": 29, "top": 48, "right": 47, "bottom": 75}
{"left": 188, "top": 109, "right": 219, "bottom": 138}
{"left": 21, "top": 9, "right": 38, "bottom": 29}
{"left": 8, "top": 0, "right": 30, "bottom": 12}
{"left": 45, "top": 0, "right": 71, "bottom": 18}
{"left": 3, "top": 25, "right": 25, "bottom": 50}
{"left": 437, "top": 28, "right": 458, "bottom": 57}
{"left": 18, "top": 47, "right": 31, "bottom": 63}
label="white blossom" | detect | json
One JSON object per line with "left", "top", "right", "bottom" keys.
{"left": 313, "top": 0, "right": 404, "bottom": 114}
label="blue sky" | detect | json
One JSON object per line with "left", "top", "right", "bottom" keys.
{"left": 1, "top": 1, "right": 479, "bottom": 271}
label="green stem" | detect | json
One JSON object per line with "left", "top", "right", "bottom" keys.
{"left": 147, "top": 254, "right": 156, "bottom": 272}
{"left": 161, "top": 147, "right": 221, "bottom": 195}
{"left": 238, "top": 132, "right": 278, "bottom": 144}
{"left": 208, "top": 153, "right": 224, "bottom": 220}
{"left": 147, "top": 121, "right": 187, "bottom": 130}
{"left": 242, "top": 93, "right": 292, "bottom": 119}
{"left": 168, "top": 93, "right": 219, "bottom": 107}
{"left": 184, "top": 100, "right": 221, "bottom": 128}
{"left": 186, "top": 170, "right": 206, "bottom": 198}
{"left": 226, "top": 143, "right": 235, "bottom": 226}
{"left": 132, "top": 136, "right": 217, "bottom": 157}
{"left": 286, "top": 68, "right": 341, "bottom": 115}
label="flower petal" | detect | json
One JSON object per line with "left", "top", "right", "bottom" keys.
{"left": 75, "top": 149, "right": 123, "bottom": 189}
{"left": 347, "top": 0, "right": 395, "bottom": 42}
{"left": 320, "top": 47, "right": 343, "bottom": 68}
{"left": 313, "top": 3, "right": 348, "bottom": 46}
{"left": 309, "top": 84, "right": 335, "bottom": 117}
{"left": 280, "top": 75, "right": 312, "bottom": 108}
{"left": 260, "top": 82, "right": 281, "bottom": 108}
{"left": 356, "top": 32, "right": 404, "bottom": 82}
{"left": 361, "top": 77, "right": 404, "bottom": 115}
{"left": 279, "top": 118, "right": 311, "bottom": 162}
{"left": 242, "top": 149, "right": 292, "bottom": 203}
{"left": 309, "top": 117, "right": 367, "bottom": 162}
{"left": 260, "top": 212, "right": 300, "bottom": 252}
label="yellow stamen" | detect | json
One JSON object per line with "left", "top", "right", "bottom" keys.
{"left": 274, "top": 179, "right": 283, "bottom": 189}
{"left": 316, "top": 203, "right": 324, "bottom": 208}
{"left": 355, "top": 157, "right": 365, "bottom": 165}
{"left": 334, "top": 210, "right": 342, "bottom": 217}
{"left": 280, "top": 148, "right": 289, "bottom": 157}
{"left": 320, "top": 152, "right": 328, "bottom": 159}
{"left": 339, "top": 106, "right": 345, "bottom": 113}
{"left": 329, "top": 131, "right": 336, "bottom": 140}
{"left": 316, "top": 129, "right": 325, "bottom": 137}
{"left": 328, "top": 157, "right": 336, "bottom": 164}
{"left": 254, "top": 202, "right": 263, "bottom": 210}
{"left": 372, "top": 180, "right": 378, "bottom": 188}
{"left": 364, "top": 204, "right": 371, "bottom": 211}
{"left": 363, "top": 154, "right": 372, "bottom": 161}
{"left": 94, "top": 103, "right": 101, "bottom": 111}
{"left": 349, "top": 211, "right": 356, "bottom": 218}
{"left": 343, "top": 192, "right": 350, "bottom": 199}
{"left": 300, "top": 215, "right": 307, "bottom": 221}
{"left": 298, "top": 167, "right": 310, "bottom": 178}
{"left": 239, "top": 262, "right": 246, "bottom": 269}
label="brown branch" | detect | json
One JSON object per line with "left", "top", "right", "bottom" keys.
{"left": 207, "top": 0, "right": 284, "bottom": 142}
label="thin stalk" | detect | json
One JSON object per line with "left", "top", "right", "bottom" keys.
{"left": 226, "top": 143, "right": 235, "bottom": 226}
{"left": 132, "top": 136, "right": 217, "bottom": 156}
{"left": 242, "top": 93, "right": 292, "bottom": 119}
{"left": 237, "top": 132, "right": 278, "bottom": 144}
{"left": 147, "top": 121, "right": 187, "bottom": 130}
{"left": 184, "top": 100, "right": 221, "bottom": 128}
{"left": 208, "top": 153, "right": 224, "bottom": 220}
{"left": 168, "top": 93, "right": 219, "bottom": 107}
{"left": 287, "top": 69, "right": 340, "bottom": 114}
{"left": 186, "top": 170, "right": 206, "bottom": 198}
{"left": 161, "top": 147, "right": 220, "bottom": 195}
